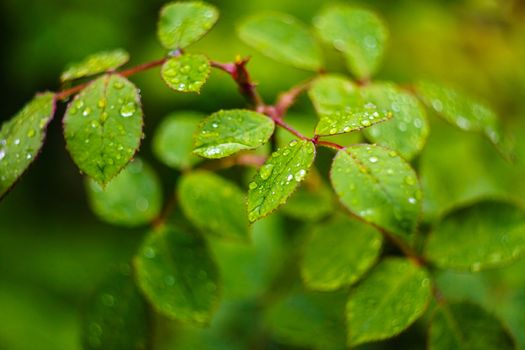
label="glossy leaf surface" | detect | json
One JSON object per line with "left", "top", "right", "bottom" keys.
{"left": 331, "top": 144, "right": 421, "bottom": 240}
{"left": 60, "top": 49, "right": 129, "bottom": 82}
{"left": 161, "top": 53, "right": 210, "bottom": 93}
{"left": 63, "top": 74, "right": 143, "bottom": 185}
{"left": 193, "top": 109, "right": 274, "bottom": 159}
{"left": 0, "top": 92, "right": 55, "bottom": 198}
{"left": 248, "top": 140, "right": 315, "bottom": 222}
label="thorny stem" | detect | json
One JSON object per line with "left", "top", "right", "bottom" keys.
{"left": 55, "top": 54, "right": 438, "bottom": 281}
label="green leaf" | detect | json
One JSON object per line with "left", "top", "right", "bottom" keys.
{"left": 330, "top": 144, "right": 421, "bottom": 240}
{"left": 193, "top": 109, "right": 274, "bottom": 159}
{"left": 208, "top": 215, "right": 285, "bottom": 299}
{"left": 361, "top": 82, "right": 429, "bottom": 160}
{"left": 429, "top": 302, "right": 515, "bottom": 350}
{"left": 416, "top": 81, "right": 504, "bottom": 150}
{"left": 86, "top": 158, "right": 162, "bottom": 227}
{"left": 0, "top": 92, "right": 55, "bottom": 198}
{"left": 301, "top": 215, "right": 382, "bottom": 291}
{"left": 161, "top": 53, "right": 211, "bottom": 93}
{"left": 308, "top": 75, "right": 392, "bottom": 136}
{"left": 82, "top": 269, "right": 149, "bottom": 350}
{"left": 314, "top": 5, "right": 389, "bottom": 79}
{"left": 281, "top": 172, "right": 334, "bottom": 222}
{"left": 425, "top": 200, "right": 525, "bottom": 272}
{"left": 178, "top": 171, "right": 249, "bottom": 241}
{"left": 152, "top": 111, "right": 204, "bottom": 170}
{"left": 237, "top": 12, "right": 322, "bottom": 71}
{"left": 265, "top": 290, "right": 347, "bottom": 350}
{"left": 157, "top": 1, "right": 219, "bottom": 50}
{"left": 63, "top": 74, "right": 143, "bottom": 185}
{"left": 60, "top": 49, "right": 129, "bottom": 82}
{"left": 346, "top": 258, "right": 431, "bottom": 346}
{"left": 134, "top": 227, "right": 220, "bottom": 323}
{"left": 248, "top": 139, "right": 316, "bottom": 222}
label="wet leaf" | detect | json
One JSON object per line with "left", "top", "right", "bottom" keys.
{"left": 63, "top": 74, "right": 143, "bottom": 185}
{"left": 82, "top": 269, "right": 149, "bottom": 350}
{"left": 429, "top": 302, "right": 515, "bottom": 350}
{"left": 152, "top": 111, "right": 204, "bottom": 170}
{"left": 237, "top": 12, "right": 322, "bottom": 71}
{"left": 248, "top": 139, "right": 316, "bottom": 222}
{"left": 346, "top": 258, "right": 431, "bottom": 346}
{"left": 161, "top": 53, "right": 210, "bottom": 93}
{"left": 193, "top": 109, "right": 274, "bottom": 159}
{"left": 416, "top": 81, "right": 505, "bottom": 151}
{"left": 425, "top": 200, "right": 525, "bottom": 272}
{"left": 178, "top": 171, "right": 249, "bottom": 241}
{"left": 86, "top": 158, "right": 162, "bottom": 227}
{"left": 265, "top": 290, "right": 347, "bottom": 350}
{"left": 330, "top": 144, "right": 421, "bottom": 240}
{"left": 0, "top": 92, "right": 55, "bottom": 198}
{"left": 361, "top": 82, "right": 429, "bottom": 160}
{"left": 301, "top": 215, "right": 382, "bottom": 291}
{"left": 308, "top": 75, "right": 392, "bottom": 136}
{"left": 157, "top": 1, "right": 219, "bottom": 50}
{"left": 314, "top": 5, "right": 388, "bottom": 79}
{"left": 134, "top": 227, "right": 220, "bottom": 324}
{"left": 60, "top": 49, "right": 129, "bottom": 82}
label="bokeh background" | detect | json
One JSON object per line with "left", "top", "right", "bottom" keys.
{"left": 1, "top": 0, "right": 525, "bottom": 349}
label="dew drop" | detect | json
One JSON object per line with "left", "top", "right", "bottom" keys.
{"left": 82, "top": 107, "right": 92, "bottom": 117}
{"left": 27, "top": 129, "right": 35, "bottom": 138}
{"left": 14, "top": 138, "right": 20, "bottom": 145}
{"left": 329, "top": 128, "right": 337, "bottom": 135}
{"left": 408, "top": 197, "right": 417, "bottom": 204}
{"left": 248, "top": 182, "right": 258, "bottom": 190}
{"left": 164, "top": 275, "right": 175, "bottom": 286}
{"left": 119, "top": 102, "right": 136, "bottom": 118}
{"left": 97, "top": 98, "right": 106, "bottom": 109}
{"left": 294, "top": 169, "right": 306, "bottom": 182}
{"left": 286, "top": 174, "right": 293, "bottom": 182}
{"left": 144, "top": 247, "right": 156, "bottom": 259}
{"left": 404, "top": 176, "right": 416, "bottom": 185}
{"left": 289, "top": 140, "right": 298, "bottom": 147}
{"left": 343, "top": 126, "right": 351, "bottom": 132}
{"left": 0, "top": 149, "right": 5, "bottom": 161}
{"left": 361, "top": 119, "right": 371, "bottom": 127}
{"left": 113, "top": 81, "right": 124, "bottom": 89}
{"left": 369, "top": 156, "right": 378, "bottom": 163}
{"left": 259, "top": 164, "right": 274, "bottom": 180}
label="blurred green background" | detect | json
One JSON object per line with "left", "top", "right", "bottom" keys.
{"left": 1, "top": 0, "right": 525, "bottom": 349}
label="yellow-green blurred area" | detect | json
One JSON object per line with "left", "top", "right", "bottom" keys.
{"left": 1, "top": 0, "right": 525, "bottom": 349}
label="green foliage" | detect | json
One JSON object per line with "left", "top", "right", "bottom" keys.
{"left": 308, "top": 75, "right": 392, "bottom": 136}
{"left": 86, "top": 158, "right": 162, "bottom": 227}
{"left": 134, "top": 227, "right": 220, "bottom": 324}
{"left": 82, "top": 269, "right": 150, "bottom": 350}
{"left": 425, "top": 200, "right": 525, "bottom": 272}
{"left": 346, "top": 258, "right": 431, "bottom": 346}
{"left": 161, "top": 53, "right": 211, "bottom": 93}
{"left": 314, "top": 5, "right": 388, "bottom": 79}
{"left": 1, "top": 1, "right": 523, "bottom": 349}
{"left": 152, "top": 111, "right": 204, "bottom": 170}
{"left": 429, "top": 302, "right": 515, "bottom": 350}
{"left": 0, "top": 92, "right": 55, "bottom": 198}
{"left": 178, "top": 171, "right": 249, "bottom": 240}
{"left": 63, "top": 74, "right": 143, "bottom": 185}
{"left": 331, "top": 144, "right": 421, "bottom": 240}
{"left": 248, "top": 139, "right": 315, "bottom": 222}
{"left": 157, "top": 1, "right": 218, "bottom": 50}
{"left": 265, "top": 290, "right": 347, "bottom": 349}
{"left": 361, "top": 82, "right": 429, "bottom": 160}
{"left": 238, "top": 12, "right": 322, "bottom": 71}
{"left": 300, "top": 215, "right": 382, "bottom": 290}
{"left": 416, "top": 81, "right": 504, "bottom": 150}
{"left": 193, "top": 109, "right": 274, "bottom": 159}
{"left": 60, "top": 49, "right": 129, "bottom": 82}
